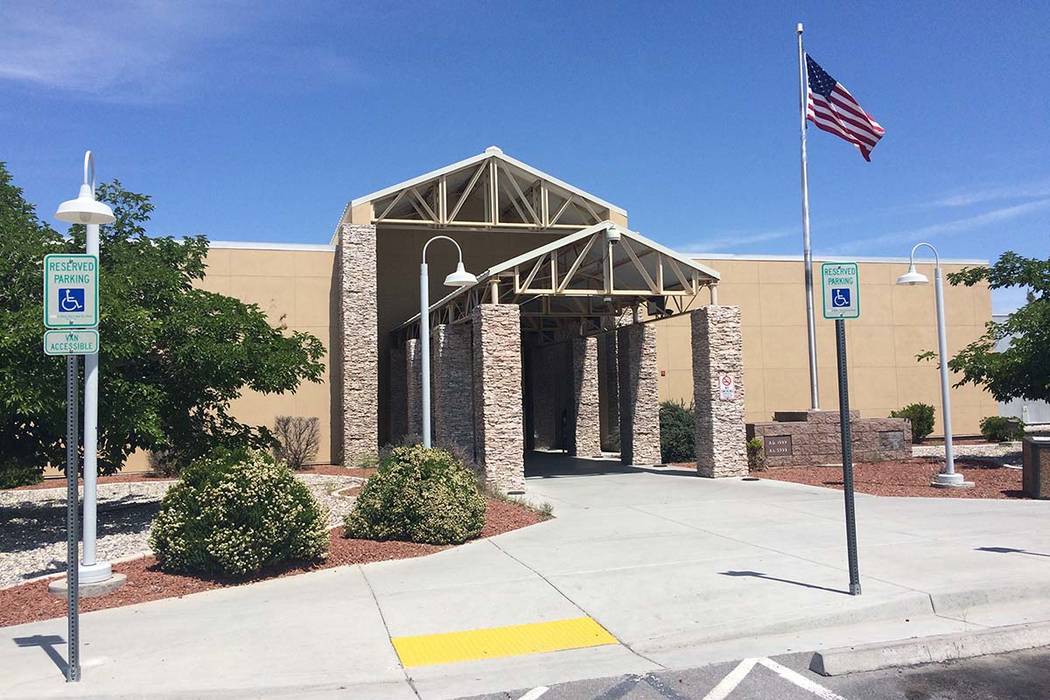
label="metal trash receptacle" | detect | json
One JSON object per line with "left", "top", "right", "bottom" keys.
{"left": 1022, "top": 435, "right": 1050, "bottom": 499}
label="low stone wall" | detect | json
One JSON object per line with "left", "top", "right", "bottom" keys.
{"left": 747, "top": 410, "right": 911, "bottom": 467}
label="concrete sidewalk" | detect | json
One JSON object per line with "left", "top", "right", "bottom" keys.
{"left": 3, "top": 454, "right": 1050, "bottom": 699}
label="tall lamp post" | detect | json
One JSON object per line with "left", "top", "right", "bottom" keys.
{"left": 896, "top": 242, "right": 969, "bottom": 488}
{"left": 55, "top": 151, "right": 116, "bottom": 582}
{"left": 420, "top": 236, "right": 477, "bottom": 448}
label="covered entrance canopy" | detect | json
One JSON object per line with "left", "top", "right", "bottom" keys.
{"left": 335, "top": 147, "right": 747, "bottom": 494}
{"left": 393, "top": 220, "right": 721, "bottom": 343}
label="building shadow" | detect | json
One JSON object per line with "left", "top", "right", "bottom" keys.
{"left": 13, "top": 634, "right": 68, "bottom": 676}
{"left": 524, "top": 451, "right": 702, "bottom": 479}
{"left": 976, "top": 546, "right": 1050, "bottom": 558}
{"left": 719, "top": 569, "right": 850, "bottom": 595}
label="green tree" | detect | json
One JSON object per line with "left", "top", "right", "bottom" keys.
{"left": 0, "top": 162, "right": 325, "bottom": 478}
{"left": 946, "top": 251, "right": 1049, "bottom": 403}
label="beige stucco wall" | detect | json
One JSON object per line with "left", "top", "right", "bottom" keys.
{"left": 655, "top": 257, "right": 996, "bottom": 436}
{"left": 186, "top": 244, "right": 338, "bottom": 465}
{"left": 120, "top": 243, "right": 337, "bottom": 473}
{"left": 118, "top": 246, "right": 994, "bottom": 475}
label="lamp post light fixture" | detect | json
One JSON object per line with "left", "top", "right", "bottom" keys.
{"left": 896, "top": 242, "right": 970, "bottom": 488}
{"left": 419, "top": 236, "right": 477, "bottom": 448}
{"left": 55, "top": 151, "right": 117, "bottom": 583}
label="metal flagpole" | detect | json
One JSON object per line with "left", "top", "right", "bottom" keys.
{"left": 797, "top": 22, "right": 820, "bottom": 410}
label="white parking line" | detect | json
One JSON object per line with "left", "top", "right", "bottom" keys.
{"left": 702, "top": 658, "right": 758, "bottom": 700}
{"left": 518, "top": 686, "right": 549, "bottom": 700}
{"left": 702, "top": 657, "right": 846, "bottom": 700}
{"left": 757, "top": 657, "right": 847, "bottom": 700}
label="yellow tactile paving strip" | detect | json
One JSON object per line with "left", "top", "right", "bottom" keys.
{"left": 391, "top": 616, "right": 618, "bottom": 667}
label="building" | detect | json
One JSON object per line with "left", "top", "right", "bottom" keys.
{"left": 141, "top": 148, "right": 996, "bottom": 479}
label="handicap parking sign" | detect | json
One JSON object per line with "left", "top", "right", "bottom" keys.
{"left": 58, "top": 288, "right": 86, "bottom": 313}
{"left": 43, "top": 254, "right": 98, "bottom": 328}
{"left": 821, "top": 263, "right": 860, "bottom": 319}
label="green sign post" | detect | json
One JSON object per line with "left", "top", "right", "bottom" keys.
{"left": 821, "top": 261, "right": 862, "bottom": 596}
{"left": 42, "top": 253, "right": 100, "bottom": 683}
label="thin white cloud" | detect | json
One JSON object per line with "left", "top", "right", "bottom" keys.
{"left": 826, "top": 197, "right": 1050, "bottom": 255}
{"left": 0, "top": 2, "right": 241, "bottom": 101}
{"left": 925, "top": 181, "right": 1050, "bottom": 208}
{"left": 0, "top": 2, "right": 361, "bottom": 102}
{"left": 685, "top": 227, "right": 795, "bottom": 253}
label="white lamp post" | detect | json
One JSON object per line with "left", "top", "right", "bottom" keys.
{"left": 55, "top": 151, "right": 116, "bottom": 583}
{"left": 896, "top": 242, "right": 969, "bottom": 488}
{"left": 420, "top": 236, "right": 477, "bottom": 448}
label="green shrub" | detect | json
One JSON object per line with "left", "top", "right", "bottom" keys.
{"left": 0, "top": 461, "right": 43, "bottom": 489}
{"left": 660, "top": 401, "right": 695, "bottom": 463}
{"left": 979, "top": 416, "right": 1025, "bottom": 442}
{"left": 148, "top": 449, "right": 329, "bottom": 577}
{"left": 746, "top": 437, "right": 766, "bottom": 471}
{"left": 344, "top": 445, "right": 485, "bottom": 545}
{"left": 890, "top": 403, "right": 936, "bottom": 442}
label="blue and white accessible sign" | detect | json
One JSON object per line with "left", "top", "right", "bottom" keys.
{"left": 43, "top": 254, "right": 98, "bottom": 328}
{"left": 821, "top": 262, "right": 860, "bottom": 319}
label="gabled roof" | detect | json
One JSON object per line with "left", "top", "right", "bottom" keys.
{"left": 397, "top": 221, "right": 720, "bottom": 333}
{"left": 351, "top": 146, "right": 625, "bottom": 215}
{"left": 332, "top": 147, "right": 628, "bottom": 241}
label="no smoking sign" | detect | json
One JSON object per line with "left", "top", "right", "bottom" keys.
{"left": 719, "top": 373, "right": 736, "bottom": 401}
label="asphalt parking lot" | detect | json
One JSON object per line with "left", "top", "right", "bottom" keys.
{"left": 466, "top": 646, "right": 1050, "bottom": 700}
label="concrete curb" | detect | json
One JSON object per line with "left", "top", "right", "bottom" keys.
{"left": 809, "top": 621, "right": 1050, "bottom": 676}
{"left": 640, "top": 580, "right": 1050, "bottom": 655}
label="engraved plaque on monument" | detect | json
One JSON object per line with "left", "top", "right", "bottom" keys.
{"left": 878, "top": 430, "right": 905, "bottom": 451}
{"left": 765, "top": 435, "right": 792, "bottom": 457}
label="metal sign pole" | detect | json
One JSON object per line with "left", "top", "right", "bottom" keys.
{"left": 65, "top": 355, "right": 81, "bottom": 682}
{"left": 835, "top": 319, "right": 861, "bottom": 595}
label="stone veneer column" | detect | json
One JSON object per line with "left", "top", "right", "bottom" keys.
{"left": 571, "top": 336, "right": 602, "bottom": 457}
{"left": 472, "top": 304, "right": 525, "bottom": 493}
{"left": 598, "top": 331, "right": 620, "bottom": 452}
{"left": 433, "top": 323, "right": 474, "bottom": 454}
{"left": 339, "top": 224, "right": 378, "bottom": 465}
{"left": 388, "top": 344, "right": 407, "bottom": 445}
{"left": 616, "top": 323, "right": 662, "bottom": 466}
{"left": 691, "top": 306, "right": 747, "bottom": 477}
{"left": 405, "top": 338, "right": 422, "bottom": 439}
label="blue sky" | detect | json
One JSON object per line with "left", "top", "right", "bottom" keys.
{"left": 2, "top": 2, "right": 1046, "bottom": 312}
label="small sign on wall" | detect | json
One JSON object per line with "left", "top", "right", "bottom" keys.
{"left": 765, "top": 435, "right": 792, "bottom": 457}
{"left": 718, "top": 373, "right": 736, "bottom": 401}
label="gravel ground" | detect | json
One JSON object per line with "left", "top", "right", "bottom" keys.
{"left": 912, "top": 441, "right": 1022, "bottom": 465}
{"left": 0, "top": 473, "right": 363, "bottom": 590}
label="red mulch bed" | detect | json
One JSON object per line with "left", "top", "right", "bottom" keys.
{"left": 0, "top": 497, "right": 548, "bottom": 629}
{"left": 757, "top": 457, "right": 1025, "bottom": 499}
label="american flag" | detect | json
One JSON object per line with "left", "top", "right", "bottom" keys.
{"left": 806, "top": 54, "right": 884, "bottom": 161}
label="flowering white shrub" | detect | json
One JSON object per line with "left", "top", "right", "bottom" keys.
{"left": 345, "top": 445, "right": 485, "bottom": 545}
{"left": 149, "top": 449, "right": 329, "bottom": 576}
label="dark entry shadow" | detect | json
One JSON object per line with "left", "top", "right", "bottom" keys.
{"left": 719, "top": 570, "right": 850, "bottom": 595}
{"left": 524, "top": 451, "right": 702, "bottom": 479}
{"left": 976, "top": 546, "right": 1050, "bottom": 558}
{"left": 14, "top": 634, "right": 68, "bottom": 676}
